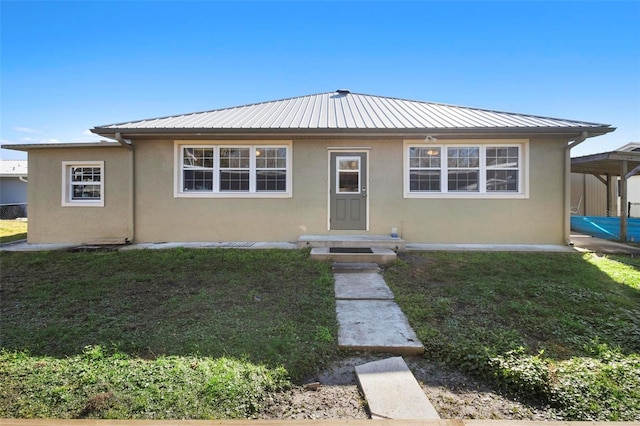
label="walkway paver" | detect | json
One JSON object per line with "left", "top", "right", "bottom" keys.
{"left": 334, "top": 264, "right": 424, "bottom": 356}
{"left": 355, "top": 356, "right": 440, "bottom": 419}
{"left": 334, "top": 273, "right": 394, "bottom": 300}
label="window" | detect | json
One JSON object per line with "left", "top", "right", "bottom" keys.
{"left": 176, "top": 142, "right": 292, "bottom": 198}
{"left": 409, "top": 147, "right": 441, "bottom": 191}
{"left": 256, "top": 147, "right": 287, "bottom": 192}
{"left": 337, "top": 156, "right": 361, "bottom": 193}
{"left": 62, "top": 161, "right": 104, "bottom": 206}
{"left": 486, "top": 147, "right": 519, "bottom": 192}
{"left": 405, "top": 141, "right": 526, "bottom": 198}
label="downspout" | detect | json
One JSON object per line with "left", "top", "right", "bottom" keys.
{"left": 565, "top": 131, "right": 588, "bottom": 245}
{"left": 115, "top": 132, "right": 135, "bottom": 243}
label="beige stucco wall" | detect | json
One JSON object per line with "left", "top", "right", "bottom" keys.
{"left": 130, "top": 136, "right": 567, "bottom": 245}
{"left": 22, "top": 137, "right": 569, "bottom": 244}
{"left": 26, "top": 147, "right": 131, "bottom": 244}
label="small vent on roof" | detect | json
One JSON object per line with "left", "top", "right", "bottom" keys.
{"left": 336, "top": 89, "right": 351, "bottom": 95}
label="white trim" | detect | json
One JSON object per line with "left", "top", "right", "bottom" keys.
{"left": 335, "top": 155, "right": 362, "bottom": 195}
{"left": 61, "top": 161, "right": 105, "bottom": 207}
{"left": 403, "top": 139, "right": 529, "bottom": 199}
{"left": 327, "top": 146, "right": 372, "bottom": 150}
{"left": 174, "top": 141, "right": 292, "bottom": 198}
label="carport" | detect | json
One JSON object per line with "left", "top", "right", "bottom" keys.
{"left": 571, "top": 148, "right": 640, "bottom": 241}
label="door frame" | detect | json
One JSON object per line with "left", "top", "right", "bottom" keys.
{"left": 327, "top": 148, "right": 370, "bottom": 231}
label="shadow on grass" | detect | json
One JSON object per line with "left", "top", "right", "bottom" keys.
{"left": 0, "top": 248, "right": 338, "bottom": 381}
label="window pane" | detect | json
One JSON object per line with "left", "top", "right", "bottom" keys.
{"left": 410, "top": 170, "right": 440, "bottom": 191}
{"left": 448, "top": 147, "right": 479, "bottom": 168}
{"left": 220, "top": 148, "right": 250, "bottom": 169}
{"left": 183, "top": 170, "right": 213, "bottom": 191}
{"left": 487, "top": 170, "right": 519, "bottom": 191}
{"left": 220, "top": 170, "right": 249, "bottom": 191}
{"left": 71, "top": 167, "right": 100, "bottom": 183}
{"left": 257, "top": 170, "right": 287, "bottom": 192}
{"left": 486, "top": 146, "right": 519, "bottom": 168}
{"left": 410, "top": 147, "right": 440, "bottom": 168}
{"left": 72, "top": 184, "right": 101, "bottom": 200}
{"left": 339, "top": 171, "right": 359, "bottom": 192}
{"left": 339, "top": 159, "right": 359, "bottom": 171}
{"left": 448, "top": 170, "right": 479, "bottom": 191}
{"left": 184, "top": 148, "right": 214, "bottom": 168}
{"left": 256, "top": 147, "right": 286, "bottom": 169}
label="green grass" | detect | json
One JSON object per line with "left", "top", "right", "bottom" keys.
{"left": 0, "top": 348, "right": 288, "bottom": 419}
{"left": 0, "top": 219, "right": 27, "bottom": 243}
{"left": 384, "top": 251, "right": 640, "bottom": 421}
{"left": 3, "top": 248, "right": 639, "bottom": 420}
{"left": 0, "top": 248, "right": 337, "bottom": 419}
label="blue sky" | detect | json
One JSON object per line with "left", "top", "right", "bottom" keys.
{"left": 1, "top": 1, "right": 639, "bottom": 160}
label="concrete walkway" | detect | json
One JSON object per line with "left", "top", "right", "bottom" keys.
{"left": 356, "top": 357, "right": 440, "bottom": 419}
{"left": 333, "top": 262, "right": 424, "bottom": 356}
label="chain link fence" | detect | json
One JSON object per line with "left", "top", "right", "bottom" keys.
{"left": 0, "top": 203, "right": 27, "bottom": 219}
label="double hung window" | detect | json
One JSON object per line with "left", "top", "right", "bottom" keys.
{"left": 177, "top": 143, "right": 291, "bottom": 197}
{"left": 405, "top": 141, "right": 525, "bottom": 197}
{"left": 62, "top": 161, "right": 104, "bottom": 206}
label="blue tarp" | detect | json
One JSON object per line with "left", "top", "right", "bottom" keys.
{"left": 571, "top": 216, "right": 640, "bottom": 242}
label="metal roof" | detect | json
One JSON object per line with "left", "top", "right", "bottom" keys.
{"left": 0, "top": 160, "right": 28, "bottom": 176}
{"left": 572, "top": 150, "right": 640, "bottom": 176}
{"left": 92, "top": 90, "right": 614, "bottom": 136}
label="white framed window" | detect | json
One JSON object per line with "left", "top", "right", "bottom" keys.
{"left": 336, "top": 156, "right": 361, "bottom": 194}
{"left": 404, "top": 140, "right": 528, "bottom": 198}
{"left": 61, "top": 161, "right": 104, "bottom": 207}
{"left": 175, "top": 141, "right": 292, "bottom": 198}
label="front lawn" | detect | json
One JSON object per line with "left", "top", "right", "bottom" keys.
{"left": 0, "top": 248, "right": 336, "bottom": 418}
{"left": 384, "top": 251, "right": 640, "bottom": 421}
{"left": 2, "top": 248, "right": 639, "bottom": 420}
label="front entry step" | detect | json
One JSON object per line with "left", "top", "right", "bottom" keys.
{"left": 310, "top": 247, "right": 397, "bottom": 265}
{"left": 298, "top": 235, "right": 406, "bottom": 251}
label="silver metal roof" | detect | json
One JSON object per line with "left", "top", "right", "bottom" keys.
{"left": 93, "top": 91, "right": 613, "bottom": 135}
{"left": 0, "top": 160, "right": 28, "bottom": 176}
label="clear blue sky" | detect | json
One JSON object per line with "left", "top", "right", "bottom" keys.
{"left": 1, "top": 0, "right": 639, "bottom": 160}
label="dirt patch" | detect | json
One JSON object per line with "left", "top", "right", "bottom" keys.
{"left": 259, "top": 354, "right": 560, "bottom": 420}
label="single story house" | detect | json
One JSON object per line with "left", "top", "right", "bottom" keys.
{"left": 0, "top": 160, "right": 28, "bottom": 219}
{"left": 4, "top": 90, "right": 615, "bottom": 245}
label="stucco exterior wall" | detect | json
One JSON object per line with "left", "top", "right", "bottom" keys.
{"left": 131, "top": 136, "right": 567, "bottom": 245}
{"left": 26, "top": 147, "right": 131, "bottom": 244}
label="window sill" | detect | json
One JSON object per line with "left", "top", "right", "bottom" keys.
{"left": 404, "top": 192, "right": 528, "bottom": 199}
{"left": 62, "top": 201, "right": 105, "bottom": 207}
{"left": 175, "top": 192, "right": 292, "bottom": 199}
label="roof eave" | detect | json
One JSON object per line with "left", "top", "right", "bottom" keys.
{"left": 1, "top": 142, "right": 123, "bottom": 152}
{"left": 92, "top": 126, "right": 615, "bottom": 140}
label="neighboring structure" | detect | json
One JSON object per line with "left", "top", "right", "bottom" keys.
{"left": 3, "top": 90, "right": 614, "bottom": 245}
{"left": 571, "top": 143, "right": 640, "bottom": 217}
{"left": 0, "top": 160, "right": 28, "bottom": 219}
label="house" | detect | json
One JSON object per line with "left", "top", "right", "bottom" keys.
{"left": 0, "top": 160, "right": 28, "bottom": 219}
{"left": 3, "top": 90, "right": 615, "bottom": 245}
{"left": 571, "top": 143, "right": 640, "bottom": 217}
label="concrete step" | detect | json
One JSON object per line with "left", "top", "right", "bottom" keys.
{"left": 299, "top": 235, "right": 406, "bottom": 251}
{"left": 355, "top": 357, "right": 440, "bottom": 420}
{"left": 311, "top": 247, "right": 397, "bottom": 264}
{"left": 336, "top": 300, "right": 424, "bottom": 356}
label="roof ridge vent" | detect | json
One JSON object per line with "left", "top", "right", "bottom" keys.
{"left": 336, "top": 89, "right": 351, "bottom": 95}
